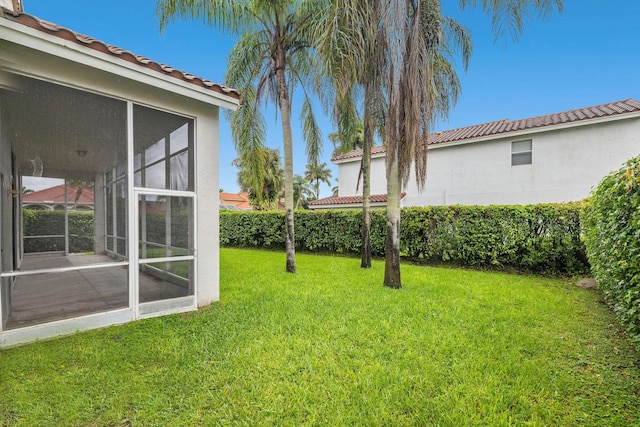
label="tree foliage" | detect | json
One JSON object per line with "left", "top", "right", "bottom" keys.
{"left": 157, "top": 0, "right": 328, "bottom": 273}
{"left": 583, "top": 154, "right": 640, "bottom": 349}
{"left": 234, "top": 147, "right": 283, "bottom": 210}
{"left": 304, "top": 162, "right": 332, "bottom": 200}
{"left": 293, "top": 174, "right": 314, "bottom": 209}
{"left": 375, "top": 0, "right": 561, "bottom": 287}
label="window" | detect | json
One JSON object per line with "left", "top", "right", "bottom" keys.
{"left": 511, "top": 140, "right": 532, "bottom": 166}
{"left": 133, "top": 105, "right": 194, "bottom": 192}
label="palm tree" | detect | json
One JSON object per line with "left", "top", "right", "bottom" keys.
{"left": 316, "top": 0, "right": 386, "bottom": 268}
{"left": 234, "top": 147, "right": 284, "bottom": 210}
{"left": 304, "top": 162, "right": 333, "bottom": 200}
{"left": 293, "top": 174, "right": 314, "bottom": 209}
{"left": 380, "top": 0, "right": 562, "bottom": 288}
{"left": 328, "top": 117, "right": 378, "bottom": 266}
{"left": 157, "top": 0, "right": 327, "bottom": 273}
{"left": 328, "top": 119, "right": 364, "bottom": 158}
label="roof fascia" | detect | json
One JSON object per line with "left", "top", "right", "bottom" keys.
{"left": 0, "top": 17, "right": 240, "bottom": 110}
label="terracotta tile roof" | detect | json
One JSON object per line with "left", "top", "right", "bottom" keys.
{"left": 23, "top": 184, "right": 94, "bottom": 204}
{"left": 308, "top": 192, "right": 406, "bottom": 207}
{"left": 219, "top": 191, "right": 252, "bottom": 210}
{"left": 332, "top": 145, "right": 387, "bottom": 161}
{"left": 1, "top": 8, "right": 241, "bottom": 101}
{"left": 334, "top": 99, "right": 640, "bottom": 161}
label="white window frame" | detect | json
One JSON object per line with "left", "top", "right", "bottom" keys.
{"left": 511, "top": 139, "right": 533, "bottom": 166}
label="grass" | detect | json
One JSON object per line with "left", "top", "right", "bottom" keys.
{"left": 1, "top": 248, "right": 639, "bottom": 426}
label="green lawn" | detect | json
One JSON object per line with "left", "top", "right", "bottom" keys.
{"left": 1, "top": 248, "right": 639, "bottom": 426}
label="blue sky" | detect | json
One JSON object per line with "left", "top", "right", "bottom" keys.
{"left": 23, "top": 1, "right": 640, "bottom": 197}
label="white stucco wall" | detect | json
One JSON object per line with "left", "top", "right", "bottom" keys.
{"left": 337, "top": 155, "right": 387, "bottom": 197}
{"left": 195, "top": 108, "right": 220, "bottom": 306}
{"left": 337, "top": 117, "right": 640, "bottom": 206}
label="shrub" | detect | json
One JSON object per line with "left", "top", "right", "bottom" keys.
{"left": 23, "top": 210, "right": 94, "bottom": 253}
{"left": 402, "top": 204, "right": 587, "bottom": 274}
{"left": 220, "top": 210, "right": 286, "bottom": 249}
{"left": 583, "top": 154, "right": 640, "bottom": 347}
{"left": 220, "top": 203, "right": 588, "bottom": 275}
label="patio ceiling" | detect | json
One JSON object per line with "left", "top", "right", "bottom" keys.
{"left": 2, "top": 73, "right": 189, "bottom": 182}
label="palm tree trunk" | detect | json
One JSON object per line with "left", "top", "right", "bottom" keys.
{"left": 276, "top": 59, "right": 296, "bottom": 273}
{"left": 383, "top": 147, "right": 401, "bottom": 288}
{"left": 361, "top": 84, "right": 373, "bottom": 268}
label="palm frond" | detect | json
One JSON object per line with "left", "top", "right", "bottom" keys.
{"left": 301, "top": 97, "right": 322, "bottom": 167}
{"left": 225, "top": 85, "right": 266, "bottom": 156}
{"left": 156, "top": 0, "right": 256, "bottom": 34}
{"left": 458, "top": 0, "right": 563, "bottom": 41}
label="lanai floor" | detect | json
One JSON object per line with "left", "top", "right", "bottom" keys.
{"left": 4, "top": 253, "right": 188, "bottom": 330}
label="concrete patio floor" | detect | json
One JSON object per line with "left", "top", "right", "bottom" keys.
{"left": 5, "top": 253, "right": 188, "bottom": 329}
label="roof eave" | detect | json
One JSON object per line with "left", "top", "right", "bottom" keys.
{"left": 333, "top": 151, "right": 386, "bottom": 165}
{"left": 334, "top": 110, "right": 640, "bottom": 162}
{"left": 0, "top": 14, "right": 241, "bottom": 110}
{"left": 429, "top": 110, "right": 640, "bottom": 150}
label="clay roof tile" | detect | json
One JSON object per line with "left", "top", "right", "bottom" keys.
{"left": 1, "top": 8, "right": 241, "bottom": 101}
{"left": 333, "top": 99, "right": 640, "bottom": 161}
{"left": 308, "top": 193, "right": 406, "bottom": 207}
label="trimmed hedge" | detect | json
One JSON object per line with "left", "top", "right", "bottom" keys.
{"left": 220, "top": 203, "right": 588, "bottom": 275}
{"left": 583, "top": 154, "right": 640, "bottom": 348}
{"left": 401, "top": 204, "right": 587, "bottom": 274}
{"left": 22, "top": 204, "right": 589, "bottom": 275}
{"left": 23, "top": 210, "right": 94, "bottom": 253}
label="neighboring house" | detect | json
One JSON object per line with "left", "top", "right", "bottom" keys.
{"left": 219, "top": 191, "right": 252, "bottom": 210}
{"left": 308, "top": 193, "right": 406, "bottom": 210}
{"left": 0, "top": 4, "right": 241, "bottom": 347}
{"left": 23, "top": 184, "right": 94, "bottom": 211}
{"left": 310, "top": 99, "right": 640, "bottom": 209}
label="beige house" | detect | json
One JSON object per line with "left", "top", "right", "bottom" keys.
{"left": 0, "top": 4, "right": 240, "bottom": 346}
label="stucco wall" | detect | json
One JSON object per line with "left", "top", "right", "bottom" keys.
{"left": 337, "top": 118, "right": 640, "bottom": 206}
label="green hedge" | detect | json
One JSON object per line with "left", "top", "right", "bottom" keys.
{"left": 583, "top": 154, "right": 640, "bottom": 347}
{"left": 220, "top": 203, "right": 588, "bottom": 275}
{"left": 22, "top": 204, "right": 589, "bottom": 275}
{"left": 401, "top": 204, "right": 587, "bottom": 274}
{"left": 23, "top": 210, "right": 94, "bottom": 253}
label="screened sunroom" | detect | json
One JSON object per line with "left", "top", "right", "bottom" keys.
{"left": 0, "top": 7, "right": 240, "bottom": 347}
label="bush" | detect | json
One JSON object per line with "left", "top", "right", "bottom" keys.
{"left": 401, "top": 204, "right": 587, "bottom": 274}
{"left": 220, "top": 203, "right": 588, "bottom": 275}
{"left": 23, "top": 210, "right": 94, "bottom": 253}
{"left": 220, "top": 210, "right": 388, "bottom": 255}
{"left": 583, "top": 154, "right": 640, "bottom": 347}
